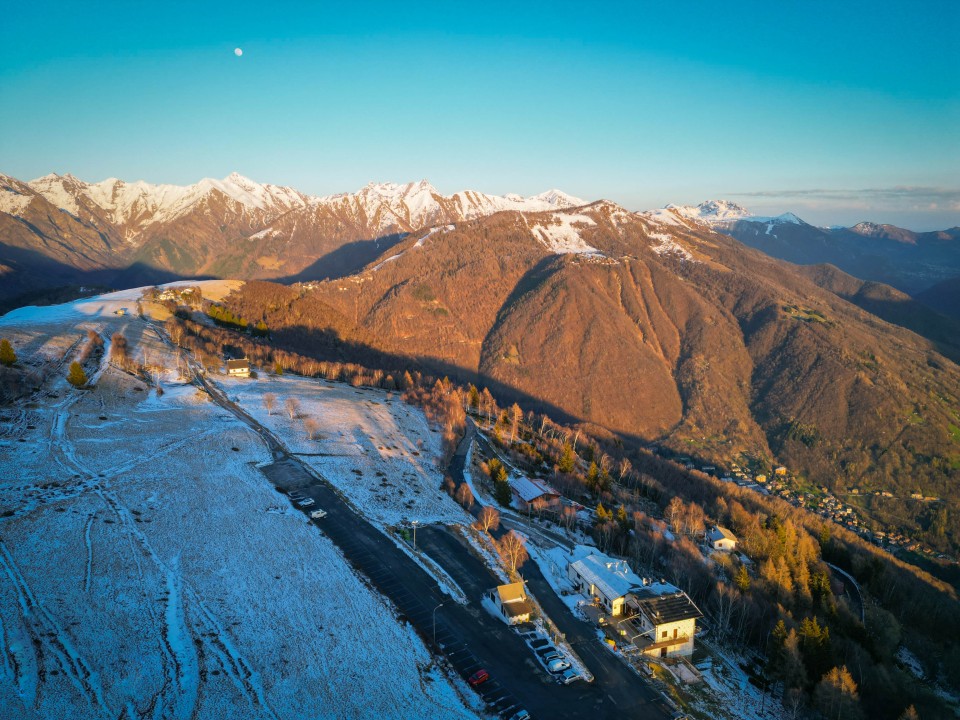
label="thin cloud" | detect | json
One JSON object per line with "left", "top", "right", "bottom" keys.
{"left": 730, "top": 187, "right": 960, "bottom": 210}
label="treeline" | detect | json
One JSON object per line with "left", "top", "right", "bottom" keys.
{"left": 205, "top": 302, "right": 268, "bottom": 336}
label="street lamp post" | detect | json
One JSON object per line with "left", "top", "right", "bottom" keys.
{"left": 432, "top": 601, "right": 445, "bottom": 646}
{"left": 410, "top": 520, "right": 421, "bottom": 551}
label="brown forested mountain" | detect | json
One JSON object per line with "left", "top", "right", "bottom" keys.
{"left": 221, "top": 203, "right": 960, "bottom": 553}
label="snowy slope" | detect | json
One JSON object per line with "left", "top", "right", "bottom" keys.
{"left": 529, "top": 212, "right": 601, "bottom": 255}
{"left": 0, "top": 286, "right": 481, "bottom": 720}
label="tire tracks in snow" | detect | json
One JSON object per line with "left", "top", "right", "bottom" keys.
{"left": 0, "top": 540, "right": 111, "bottom": 716}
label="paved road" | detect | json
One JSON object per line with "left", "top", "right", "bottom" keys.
{"left": 441, "top": 422, "right": 673, "bottom": 719}
{"left": 185, "top": 366, "right": 650, "bottom": 718}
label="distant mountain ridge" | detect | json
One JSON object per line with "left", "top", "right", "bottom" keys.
{"left": 2, "top": 172, "right": 957, "bottom": 312}
{"left": 0, "top": 171, "right": 585, "bottom": 306}
{"left": 670, "top": 199, "right": 960, "bottom": 297}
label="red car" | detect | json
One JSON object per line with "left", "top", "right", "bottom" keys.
{"left": 467, "top": 669, "right": 490, "bottom": 687}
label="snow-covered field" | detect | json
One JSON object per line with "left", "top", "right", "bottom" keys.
{"left": 219, "top": 374, "right": 474, "bottom": 529}
{"left": 0, "top": 285, "right": 480, "bottom": 719}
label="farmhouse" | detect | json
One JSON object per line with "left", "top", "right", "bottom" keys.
{"left": 226, "top": 359, "right": 251, "bottom": 378}
{"left": 706, "top": 525, "right": 738, "bottom": 552}
{"left": 568, "top": 552, "right": 645, "bottom": 616}
{"left": 488, "top": 582, "right": 533, "bottom": 625}
{"left": 509, "top": 476, "right": 561, "bottom": 512}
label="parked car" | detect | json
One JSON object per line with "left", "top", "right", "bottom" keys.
{"left": 529, "top": 638, "right": 550, "bottom": 650}
{"left": 507, "top": 710, "right": 530, "bottom": 720}
{"left": 467, "top": 669, "right": 490, "bottom": 687}
{"left": 534, "top": 646, "right": 557, "bottom": 657}
{"left": 310, "top": 509, "right": 327, "bottom": 519}
{"left": 558, "top": 668, "right": 581, "bottom": 685}
{"left": 287, "top": 490, "right": 305, "bottom": 500}
{"left": 547, "top": 658, "right": 570, "bottom": 673}
{"left": 297, "top": 497, "right": 315, "bottom": 507}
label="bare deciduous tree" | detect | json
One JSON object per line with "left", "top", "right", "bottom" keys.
{"left": 455, "top": 483, "right": 474, "bottom": 510}
{"left": 496, "top": 530, "right": 529, "bottom": 575}
{"left": 285, "top": 397, "right": 300, "bottom": 420}
{"left": 474, "top": 506, "right": 500, "bottom": 534}
{"left": 264, "top": 393, "right": 277, "bottom": 416}
{"left": 303, "top": 417, "right": 319, "bottom": 440}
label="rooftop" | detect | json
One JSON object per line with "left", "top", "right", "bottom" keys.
{"left": 707, "top": 526, "right": 738, "bottom": 543}
{"left": 632, "top": 590, "right": 704, "bottom": 625}
{"left": 570, "top": 553, "right": 645, "bottom": 601}
{"left": 510, "top": 476, "right": 560, "bottom": 504}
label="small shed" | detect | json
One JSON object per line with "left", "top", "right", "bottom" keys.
{"left": 490, "top": 582, "right": 533, "bottom": 625}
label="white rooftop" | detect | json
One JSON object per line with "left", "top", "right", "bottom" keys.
{"left": 707, "top": 526, "right": 738, "bottom": 543}
{"left": 509, "top": 476, "right": 559, "bottom": 504}
{"left": 570, "top": 553, "right": 645, "bottom": 601}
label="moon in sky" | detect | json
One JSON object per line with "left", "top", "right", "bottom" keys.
{"left": 234, "top": 48, "right": 243, "bottom": 57}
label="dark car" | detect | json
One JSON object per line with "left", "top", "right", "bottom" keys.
{"left": 468, "top": 669, "right": 490, "bottom": 687}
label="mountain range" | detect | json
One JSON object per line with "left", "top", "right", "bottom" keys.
{"left": 2, "top": 171, "right": 959, "bottom": 553}
{"left": 217, "top": 199, "right": 959, "bottom": 554}
{"left": 670, "top": 199, "right": 960, "bottom": 310}
{"left": 0, "top": 172, "right": 584, "bottom": 307}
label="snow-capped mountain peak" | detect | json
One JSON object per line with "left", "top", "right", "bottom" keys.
{"left": 666, "top": 199, "right": 752, "bottom": 222}
{"left": 658, "top": 200, "right": 806, "bottom": 227}
{"left": 529, "top": 189, "right": 585, "bottom": 208}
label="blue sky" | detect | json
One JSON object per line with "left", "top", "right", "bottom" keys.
{"left": 2, "top": 1, "right": 958, "bottom": 229}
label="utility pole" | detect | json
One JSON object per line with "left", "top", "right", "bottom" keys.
{"left": 433, "top": 601, "right": 445, "bottom": 646}
{"left": 411, "top": 520, "right": 421, "bottom": 551}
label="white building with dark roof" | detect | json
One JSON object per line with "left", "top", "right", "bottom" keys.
{"left": 226, "top": 358, "right": 250, "bottom": 378}
{"left": 706, "top": 525, "right": 738, "bottom": 552}
{"left": 629, "top": 587, "right": 703, "bottom": 658}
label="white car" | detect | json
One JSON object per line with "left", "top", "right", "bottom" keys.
{"left": 296, "top": 497, "right": 315, "bottom": 507}
{"left": 310, "top": 509, "right": 327, "bottom": 519}
{"left": 558, "top": 668, "right": 581, "bottom": 685}
{"left": 547, "top": 658, "right": 570, "bottom": 673}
